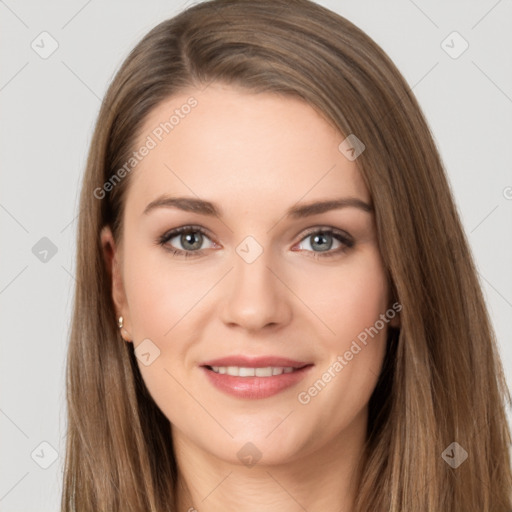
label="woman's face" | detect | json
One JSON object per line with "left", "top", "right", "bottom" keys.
{"left": 102, "top": 82, "right": 398, "bottom": 465}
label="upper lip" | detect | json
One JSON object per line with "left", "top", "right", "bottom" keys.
{"left": 201, "top": 355, "right": 312, "bottom": 369}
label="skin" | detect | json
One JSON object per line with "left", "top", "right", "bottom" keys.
{"left": 101, "top": 82, "right": 400, "bottom": 512}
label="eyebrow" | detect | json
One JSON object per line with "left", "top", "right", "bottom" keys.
{"left": 143, "top": 195, "right": 373, "bottom": 218}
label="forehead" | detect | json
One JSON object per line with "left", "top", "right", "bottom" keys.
{"left": 125, "top": 83, "right": 370, "bottom": 216}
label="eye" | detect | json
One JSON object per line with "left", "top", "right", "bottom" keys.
{"left": 294, "top": 228, "right": 354, "bottom": 258}
{"left": 157, "top": 226, "right": 216, "bottom": 257}
{"left": 157, "top": 225, "right": 354, "bottom": 259}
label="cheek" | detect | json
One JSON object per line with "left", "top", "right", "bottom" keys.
{"left": 121, "top": 248, "right": 205, "bottom": 417}
{"left": 295, "top": 249, "right": 390, "bottom": 350}
{"left": 123, "top": 248, "right": 212, "bottom": 341}
{"left": 293, "top": 250, "right": 390, "bottom": 430}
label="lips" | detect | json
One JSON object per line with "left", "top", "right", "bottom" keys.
{"left": 200, "top": 355, "right": 314, "bottom": 399}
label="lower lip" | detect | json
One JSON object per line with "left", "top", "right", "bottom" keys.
{"left": 201, "top": 365, "right": 313, "bottom": 399}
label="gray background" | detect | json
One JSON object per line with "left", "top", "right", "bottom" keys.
{"left": 1, "top": 1, "right": 511, "bottom": 510}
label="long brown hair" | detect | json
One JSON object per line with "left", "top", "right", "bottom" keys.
{"left": 61, "top": 1, "right": 512, "bottom": 510}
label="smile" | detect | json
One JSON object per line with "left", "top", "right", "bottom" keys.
{"left": 207, "top": 365, "right": 303, "bottom": 377}
{"left": 201, "top": 363, "right": 313, "bottom": 399}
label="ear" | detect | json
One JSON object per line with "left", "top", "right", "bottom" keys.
{"left": 100, "top": 226, "right": 132, "bottom": 342}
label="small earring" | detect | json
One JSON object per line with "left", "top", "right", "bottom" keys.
{"left": 118, "top": 316, "right": 124, "bottom": 329}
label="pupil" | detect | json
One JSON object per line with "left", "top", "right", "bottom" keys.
{"left": 312, "top": 233, "right": 332, "bottom": 252}
{"left": 182, "top": 232, "right": 202, "bottom": 250}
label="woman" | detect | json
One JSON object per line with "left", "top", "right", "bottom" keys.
{"left": 61, "top": 0, "right": 512, "bottom": 510}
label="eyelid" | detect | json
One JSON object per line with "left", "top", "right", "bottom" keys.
{"left": 160, "top": 224, "right": 215, "bottom": 241}
{"left": 296, "top": 225, "right": 353, "bottom": 243}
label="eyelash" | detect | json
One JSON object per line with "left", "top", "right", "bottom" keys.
{"left": 156, "top": 225, "right": 354, "bottom": 260}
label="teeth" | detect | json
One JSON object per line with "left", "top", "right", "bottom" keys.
{"left": 210, "top": 366, "right": 298, "bottom": 377}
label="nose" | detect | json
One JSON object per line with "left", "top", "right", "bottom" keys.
{"left": 219, "top": 248, "right": 293, "bottom": 333}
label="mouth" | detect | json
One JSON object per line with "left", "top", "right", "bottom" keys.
{"left": 200, "top": 356, "right": 314, "bottom": 399}
{"left": 204, "top": 364, "right": 310, "bottom": 377}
